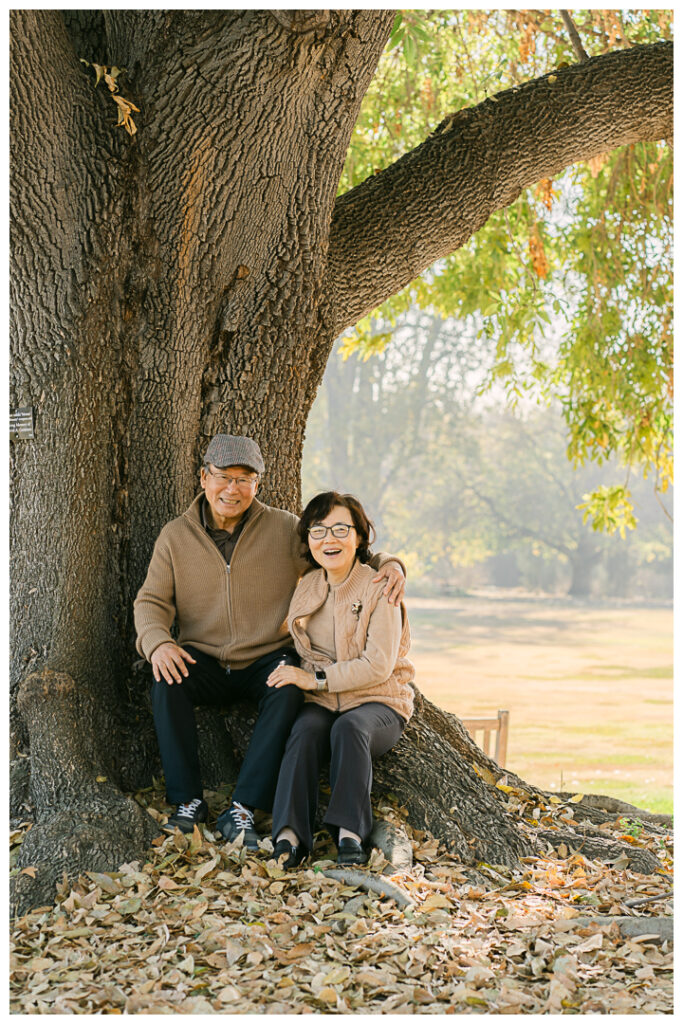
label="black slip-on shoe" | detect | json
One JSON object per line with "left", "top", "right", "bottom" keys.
{"left": 273, "top": 839, "right": 307, "bottom": 869}
{"left": 163, "top": 798, "right": 208, "bottom": 834}
{"left": 336, "top": 837, "right": 369, "bottom": 865}
{"left": 216, "top": 801, "right": 261, "bottom": 850}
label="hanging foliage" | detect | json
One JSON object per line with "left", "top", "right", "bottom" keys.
{"left": 340, "top": 10, "right": 673, "bottom": 532}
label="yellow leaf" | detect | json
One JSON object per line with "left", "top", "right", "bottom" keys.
{"left": 96, "top": 775, "right": 107, "bottom": 783}
{"left": 112, "top": 95, "right": 140, "bottom": 114}
{"left": 421, "top": 894, "right": 452, "bottom": 911}
{"left": 473, "top": 763, "right": 498, "bottom": 786}
{"left": 284, "top": 942, "right": 315, "bottom": 960}
{"left": 188, "top": 825, "right": 203, "bottom": 854}
{"left": 548, "top": 796, "right": 562, "bottom": 804}
{"left": 569, "top": 793, "right": 584, "bottom": 803}
{"left": 92, "top": 63, "right": 106, "bottom": 87}
{"left": 548, "top": 74, "right": 557, "bottom": 83}
{"left": 323, "top": 966, "right": 350, "bottom": 985}
{"left": 317, "top": 987, "right": 337, "bottom": 1004}
{"left": 29, "top": 956, "right": 54, "bottom": 971}
{"left": 194, "top": 855, "right": 219, "bottom": 882}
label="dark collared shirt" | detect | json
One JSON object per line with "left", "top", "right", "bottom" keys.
{"left": 201, "top": 498, "right": 251, "bottom": 566}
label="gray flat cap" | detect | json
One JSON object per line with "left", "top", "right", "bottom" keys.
{"left": 203, "top": 434, "right": 265, "bottom": 474}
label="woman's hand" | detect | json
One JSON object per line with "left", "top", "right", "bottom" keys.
{"left": 267, "top": 665, "right": 317, "bottom": 690}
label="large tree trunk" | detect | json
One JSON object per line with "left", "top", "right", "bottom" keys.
{"left": 10, "top": 8, "right": 394, "bottom": 914}
{"left": 10, "top": 11, "right": 673, "bottom": 916}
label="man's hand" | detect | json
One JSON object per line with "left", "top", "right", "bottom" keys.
{"left": 267, "top": 665, "right": 316, "bottom": 691}
{"left": 373, "top": 563, "right": 405, "bottom": 605}
{"left": 151, "top": 642, "right": 197, "bottom": 684}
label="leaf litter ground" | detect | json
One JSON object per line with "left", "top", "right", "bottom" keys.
{"left": 10, "top": 783, "right": 673, "bottom": 1014}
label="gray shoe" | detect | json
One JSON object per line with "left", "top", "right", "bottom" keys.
{"left": 163, "top": 798, "right": 208, "bottom": 834}
{"left": 216, "top": 801, "right": 260, "bottom": 850}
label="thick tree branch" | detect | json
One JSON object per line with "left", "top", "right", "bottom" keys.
{"left": 327, "top": 41, "right": 673, "bottom": 336}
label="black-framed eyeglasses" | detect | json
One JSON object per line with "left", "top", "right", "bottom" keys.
{"left": 205, "top": 467, "right": 258, "bottom": 489}
{"left": 308, "top": 523, "right": 355, "bottom": 540}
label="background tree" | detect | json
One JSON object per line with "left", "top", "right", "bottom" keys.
{"left": 10, "top": 9, "right": 672, "bottom": 914}
{"left": 304, "top": 342, "right": 672, "bottom": 598}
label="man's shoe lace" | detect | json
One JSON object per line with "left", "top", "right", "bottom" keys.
{"left": 176, "top": 798, "right": 203, "bottom": 821}
{"left": 229, "top": 801, "right": 255, "bottom": 830}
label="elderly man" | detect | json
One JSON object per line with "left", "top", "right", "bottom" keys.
{"left": 134, "top": 434, "right": 405, "bottom": 847}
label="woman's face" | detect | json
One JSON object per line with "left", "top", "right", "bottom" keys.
{"left": 307, "top": 504, "right": 360, "bottom": 580}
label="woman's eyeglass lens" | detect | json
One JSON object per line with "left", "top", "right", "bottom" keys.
{"left": 308, "top": 524, "right": 354, "bottom": 540}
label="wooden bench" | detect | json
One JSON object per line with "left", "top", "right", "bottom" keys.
{"left": 461, "top": 709, "right": 510, "bottom": 768}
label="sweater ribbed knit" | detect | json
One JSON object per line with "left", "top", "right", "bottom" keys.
{"left": 288, "top": 560, "right": 415, "bottom": 722}
{"left": 134, "top": 494, "right": 307, "bottom": 670}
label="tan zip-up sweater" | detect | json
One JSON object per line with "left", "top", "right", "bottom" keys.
{"left": 134, "top": 495, "right": 306, "bottom": 669}
{"left": 288, "top": 560, "right": 415, "bottom": 722}
{"left": 134, "top": 494, "right": 403, "bottom": 671}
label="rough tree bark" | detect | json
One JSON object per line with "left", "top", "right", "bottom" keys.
{"left": 10, "top": 10, "right": 673, "bottom": 916}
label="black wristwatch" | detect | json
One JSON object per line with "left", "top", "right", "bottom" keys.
{"left": 315, "top": 669, "right": 327, "bottom": 692}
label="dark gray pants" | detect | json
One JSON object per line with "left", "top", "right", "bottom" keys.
{"left": 271, "top": 701, "right": 404, "bottom": 852}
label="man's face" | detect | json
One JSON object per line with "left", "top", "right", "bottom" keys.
{"left": 200, "top": 464, "right": 259, "bottom": 529}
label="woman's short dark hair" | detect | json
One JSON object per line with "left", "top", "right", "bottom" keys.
{"left": 298, "top": 491, "right": 375, "bottom": 567}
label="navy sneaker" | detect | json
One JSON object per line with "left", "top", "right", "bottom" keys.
{"left": 337, "top": 837, "right": 368, "bottom": 865}
{"left": 216, "top": 801, "right": 260, "bottom": 850}
{"left": 163, "top": 798, "right": 208, "bottom": 834}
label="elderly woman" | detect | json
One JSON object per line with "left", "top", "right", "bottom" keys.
{"left": 266, "top": 491, "right": 414, "bottom": 867}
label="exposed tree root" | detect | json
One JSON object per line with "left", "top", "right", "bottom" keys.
{"left": 553, "top": 916, "right": 673, "bottom": 943}
{"left": 535, "top": 828, "right": 662, "bottom": 875}
{"left": 11, "top": 670, "right": 160, "bottom": 918}
{"left": 369, "top": 820, "right": 413, "bottom": 871}
{"left": 553, "top": 792, "right": 672, "bottom": 828}
{"left": 371, "top": 692, "right": 669, "bottom": 875}
{"left": 322, "top": 868, "right": 415, "bottom": 908}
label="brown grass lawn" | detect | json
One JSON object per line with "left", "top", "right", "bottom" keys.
{"left": 405, "top": 591, "right": 673, "bottom": 815}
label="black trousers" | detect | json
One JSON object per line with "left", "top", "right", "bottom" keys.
{"left": 151, "top": 645, "right": 303, "bottom": 807}
{"left": 271, "top": 701, "right": 405, "bottom": 853}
